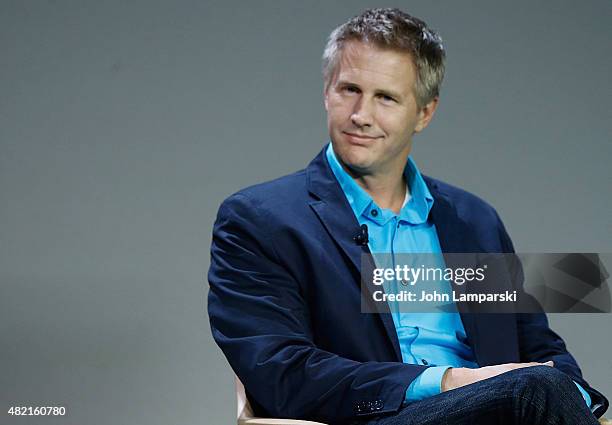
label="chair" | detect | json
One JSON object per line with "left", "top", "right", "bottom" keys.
{"left": 235, "top": 376, "right": 328, "bottom": 425}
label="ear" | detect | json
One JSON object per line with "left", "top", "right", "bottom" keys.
{"left": 323, "top": 85, "right": 329, "bottom": 111}
{"left": 414, "top": 97, "right": 439, "bottom": 133}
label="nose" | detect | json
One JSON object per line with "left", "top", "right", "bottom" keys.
{"left": 350, "top": 97, "right": 374, "bottom": 128}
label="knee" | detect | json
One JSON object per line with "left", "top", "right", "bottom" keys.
{"left": 510, "top": 365, "right": 574, "bottom": 401}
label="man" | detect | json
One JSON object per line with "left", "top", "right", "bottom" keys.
{"left": 208, "top": 8, "right": 608, "bottom": 424}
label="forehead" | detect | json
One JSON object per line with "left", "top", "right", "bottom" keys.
{"left": 334, "top": 40, "right": 417, "bottom": 92}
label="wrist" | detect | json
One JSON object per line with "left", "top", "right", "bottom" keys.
{"left": 441, "top": 367, "right": 453, "bottom": 392}
{"left": 441, "top": 367, "right": 468, "bottom": 392}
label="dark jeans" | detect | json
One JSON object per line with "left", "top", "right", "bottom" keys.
{"left": 356, "top": 366, "right": 599, "bottom": 425}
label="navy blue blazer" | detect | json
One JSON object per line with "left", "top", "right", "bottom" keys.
{"left": 208, "top": 147, "right": 608, "bottom": 423}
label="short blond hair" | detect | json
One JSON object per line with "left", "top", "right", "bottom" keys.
{"left": 322, "top": 8, "right": 445, "bottom": 109}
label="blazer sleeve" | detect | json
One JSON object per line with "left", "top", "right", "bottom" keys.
{"left": 496, "top": 214, "right": 609, "bottom": 418}
{"left": 207, "top": 193, "right": 423, "bottom": 423}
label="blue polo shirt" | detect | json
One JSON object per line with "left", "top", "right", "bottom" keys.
{"left": 325, "top": 143, "right": 591, "bottom": 407}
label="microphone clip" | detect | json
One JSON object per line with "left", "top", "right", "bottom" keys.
{"left": 353, "top": 224, "right": 369, "bottom": 246}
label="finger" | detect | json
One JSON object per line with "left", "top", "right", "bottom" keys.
{"left": 522, "top": 361, "right": 553, "bottom": 368}
{"left": 512, "top": 362, "right": 543, "bottom": 370}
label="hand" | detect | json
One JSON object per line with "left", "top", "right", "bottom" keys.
{"left": 441, "top": 360, "right": 554, "bottom": 392}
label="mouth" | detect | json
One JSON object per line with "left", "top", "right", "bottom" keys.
{"left": 342, "top": 132, "right": 381, "bottom": 143}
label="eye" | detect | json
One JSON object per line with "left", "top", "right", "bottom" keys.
{"left": 342, "top": 85, "right": 360, "bottom": 94}
{"left": 378, "top": 94, "right": 396, "bottom": 103}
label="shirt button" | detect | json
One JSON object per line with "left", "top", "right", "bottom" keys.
{"left": 421, "top": 359, "right": 429, "bottom": 365}
{"left": 371, "top": 209, "right": 378, "bottom": 217}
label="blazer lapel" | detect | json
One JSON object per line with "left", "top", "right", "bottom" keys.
{"left": 426, "top": 178, "right": 519, "bottom": 365}
{"left": 426, "top": 179, "right": 485, "bottom": 362}
{"left": 306, "top": 148, "right": 404, "bottom": 361}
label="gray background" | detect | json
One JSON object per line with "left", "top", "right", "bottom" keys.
{"left": 1, "top": 0, "right": 610, "bottom": 424}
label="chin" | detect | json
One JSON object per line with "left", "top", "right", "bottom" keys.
{"left": 333, "top": 139, "right": 376, "bottom": 171}
{"left": 339, "top": 155, "right": 375, "bottom": 175}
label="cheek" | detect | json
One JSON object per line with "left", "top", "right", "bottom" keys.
{"left": 328, "top": 95, "right": 353, "bottom": 116}
{"left": 327, "top": 105, "right": 349, "bottom": 127}
{"left": 374, "top": 115, "right": 394, "bottom": 133}
{"left": 380, "top": 113, "right": 414, "bottom": 135}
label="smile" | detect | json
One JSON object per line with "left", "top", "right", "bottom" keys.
{"left": 343, "top": 132, "right": 381, "bottom": 143}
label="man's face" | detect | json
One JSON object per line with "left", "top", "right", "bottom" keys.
{"left": 324, "top": 40, "right": 437, "bottom": 177}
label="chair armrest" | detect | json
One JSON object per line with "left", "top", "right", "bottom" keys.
{"left": 238, "top": 419, "right": 328, "bottom": 425}
{"left": 235, "top": 375, "right": 328, "bottom": 425}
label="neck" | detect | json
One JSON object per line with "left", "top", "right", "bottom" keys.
{"left": 354, "top": 169, "right": 408, "bottom": 214}
{"left": 332, "top": 143, "right": 413, "bottom": 214}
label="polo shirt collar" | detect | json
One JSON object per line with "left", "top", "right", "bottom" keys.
{"left": 325, "top": 143, "right": 433, "bottom": 225}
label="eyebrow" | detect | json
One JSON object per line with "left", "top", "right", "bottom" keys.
{"left": 335, "top": 79, "right": 404, "bottom": 102}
